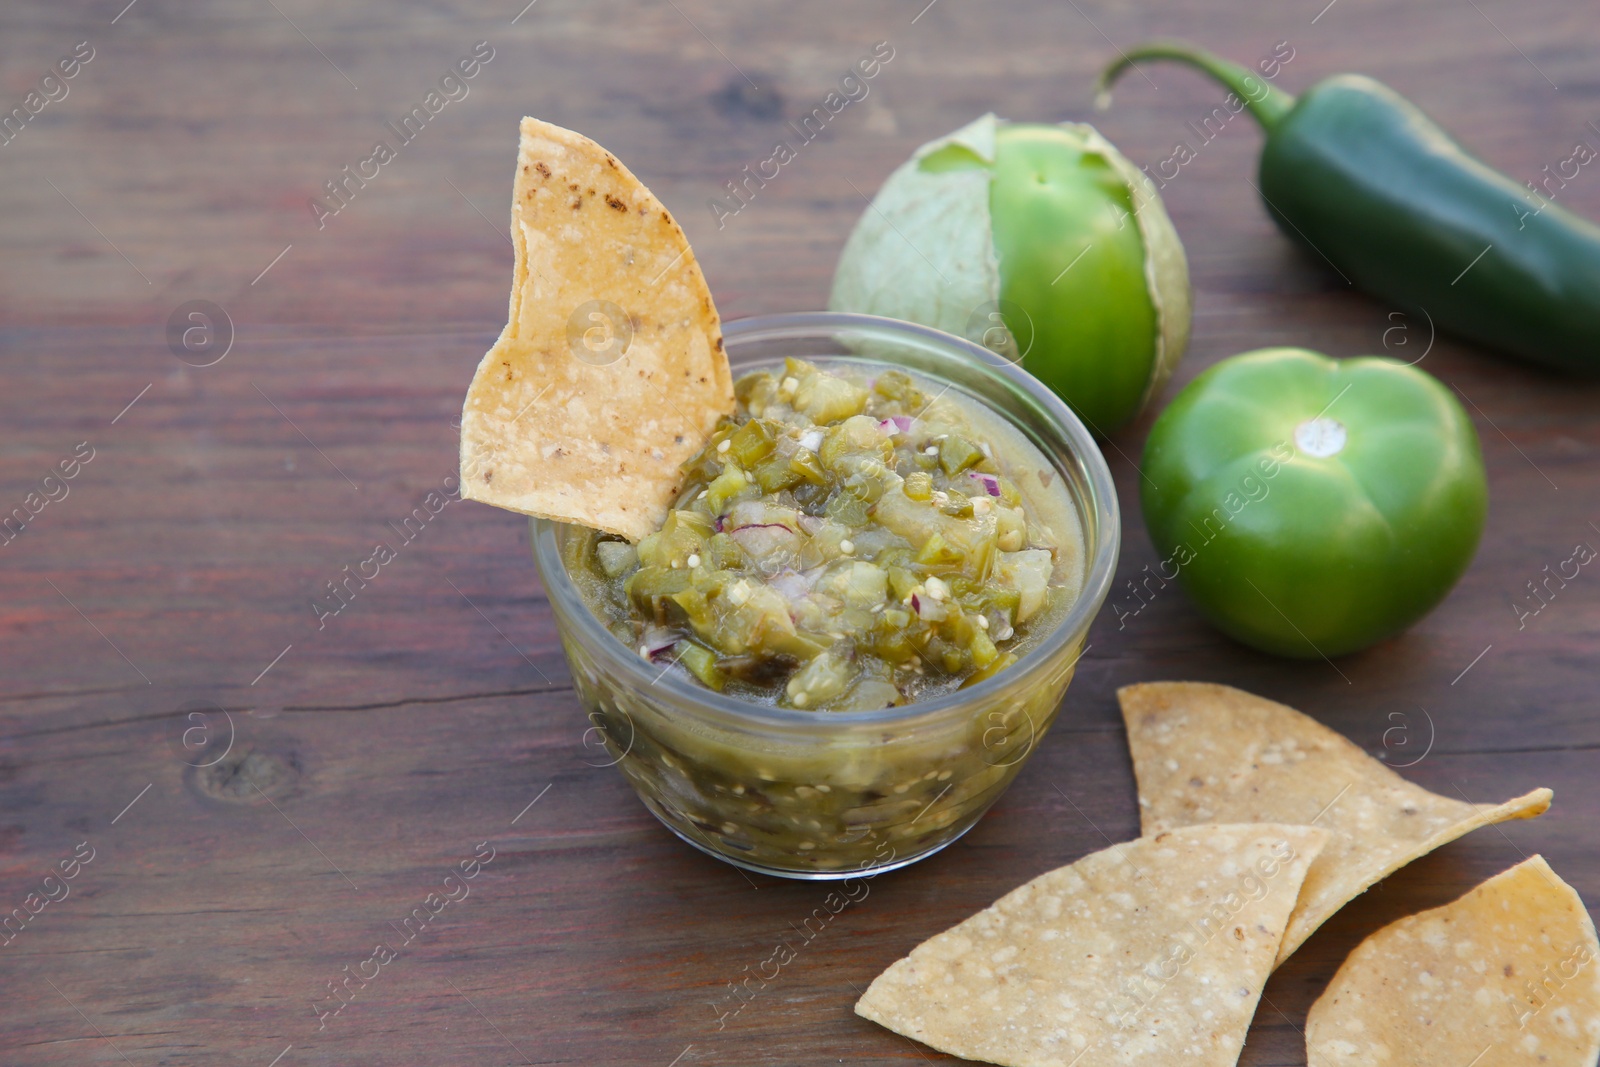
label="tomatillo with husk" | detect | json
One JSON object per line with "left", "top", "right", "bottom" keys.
{"left": 829, "top": 113, "right": 1191, "bottom": 434}
{"left": 1140, "top": 348, "right": 1487, "bottom": 659}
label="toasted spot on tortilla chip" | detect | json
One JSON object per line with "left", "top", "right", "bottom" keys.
{"left": 1307, "top": 855, "right": 1600, "bottom": 1067}
{"left": 459, "top": 117, "right": 733, "bottom": 541}
{"left": 1118, "top": 682, "right": 1552, "bottom": 966}
{"left": 855, "top": 823, "right": 1327, "bottom": 1067}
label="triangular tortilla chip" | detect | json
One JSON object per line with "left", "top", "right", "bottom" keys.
{"left": 1307, "top": 855, "right": 1600, "bottom": 1067}
{"left": 856, "top": 823, "right": 1328, "bottom": 1067}
{"left": 1118, "top": 682, "right": 1552, "bottom": 966}
{"left": 459, "top": 117, "right": 733, "bottom": 541}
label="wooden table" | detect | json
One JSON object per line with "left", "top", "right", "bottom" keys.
{"left": 3, "top": 1, "right": 1596, "bottom": 1063}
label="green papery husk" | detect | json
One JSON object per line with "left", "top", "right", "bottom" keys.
{"left": 829, "top": 114, "right": 1005, "bottom": 353}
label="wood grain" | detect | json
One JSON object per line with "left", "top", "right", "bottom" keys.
{"left": 1, "top": 0, "right": 1597, "bottom": 1064}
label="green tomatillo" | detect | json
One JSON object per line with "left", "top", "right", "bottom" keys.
{"left": 1139, "top": 348, "right": 1487, "bottom": 659}
{"left": 829, "top": 113, "right": 1191, "bottom": 434}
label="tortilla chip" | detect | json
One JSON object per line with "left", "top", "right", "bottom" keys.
{"left": 855, "top": 823, "right": 1328, "bottom": 1067}
{"left": 1118, "top": 682, "right": 1553, "bottom": 966}
{"left": 1307, "top": 855, "right": 1600, "bottom": 1067}
{"left": 459, "top": 117, "right": 733, "bottom": 541}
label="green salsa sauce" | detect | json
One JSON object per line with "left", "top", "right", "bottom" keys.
{"left": 567, "top": 357, "right": 1085, "bottom": 711}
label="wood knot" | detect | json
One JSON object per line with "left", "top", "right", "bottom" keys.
{"left": 710, "top": 76, "right": 783, "bottom": 121}
{"left": 191, "top": 747, "right": 300, "bottom": 805}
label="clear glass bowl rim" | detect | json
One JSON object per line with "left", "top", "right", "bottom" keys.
{"left": 530, "top": 311, "right": 1120, "bottom": 733}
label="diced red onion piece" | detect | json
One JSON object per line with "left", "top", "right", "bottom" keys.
{"left": 643, "top": 632, "right": 678, "bottom": 659}
{"left": 969, "top": 471, "right": 1002, "bottom": 497}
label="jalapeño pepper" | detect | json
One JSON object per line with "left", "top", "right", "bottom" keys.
{"left": 1097, "top": 41, "right": 1600, "bottom": 376}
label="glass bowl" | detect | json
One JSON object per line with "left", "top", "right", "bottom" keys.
{"left": 532, "top": 312, "right": 1119, "bottom": 879}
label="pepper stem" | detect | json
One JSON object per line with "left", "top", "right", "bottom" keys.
{"left": 1094, "top": 40, "right": 1298, "bottom": 132}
